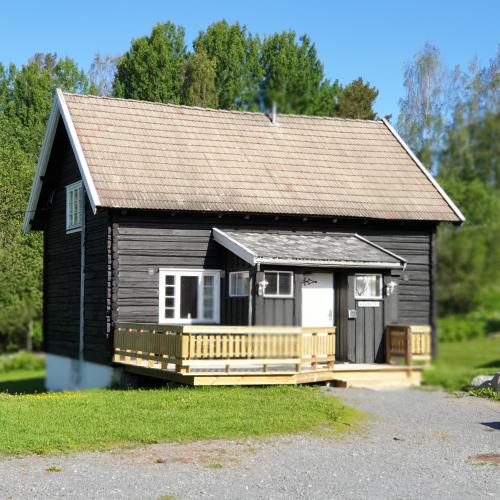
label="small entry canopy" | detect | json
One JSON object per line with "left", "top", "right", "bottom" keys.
{"left": 213, "top": 228, "right": 406, "bottom": 269}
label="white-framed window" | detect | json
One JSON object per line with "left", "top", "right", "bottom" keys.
{"left": 354, "top": 274, "right": 383, "bottom": 300}
{"left": 159, "top": 269, "right": 221, "bottom": 324}
{"left": 66, "top": 181, "right": 83, "bottom": 233}
{"left": 263, "top": 271, "right": 294, "bottom": 298}
{"left": 229, "top": 271, "right": 250, "bottom": 297}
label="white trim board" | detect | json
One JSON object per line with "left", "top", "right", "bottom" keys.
{"left": 212, "top": 227, "right": 257, "bottom": 265}
{"left": 22, "top": 89, "right": 100, "bottom": 232}
{"left": 382, "top": 118, "right": 465, "bottom": 223}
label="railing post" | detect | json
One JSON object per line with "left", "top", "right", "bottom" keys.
{"left": 311, "top": 332, "right": 317, "bottom": 370}
{"left": 386, "top": 326, "right": 392, "bottom": 365}
{"left": 295, "top": 333, "right": 303, "bottom": 373}
{"left": 175, "top": 331, "right": 190, "bottom": 374}
{"left": 405, "top": 326, "right": 412, "bottom": 373}
{"left": 326, "top": 330, "right": 334, "bottom": 370}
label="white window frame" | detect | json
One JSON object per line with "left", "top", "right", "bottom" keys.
{"left": 229, "top": 271, "right": 250, "bottom": 298}
{"left": 354, "top": 273, "right": 383, "bottom": 300}
{"left": 158, "top": 268, "right": 221, "bottom": 324}
{"left": 65, "top": 180, "right": 83, "bottom": 233}
{"left": 263, "top": 271, "right": 294, "bottom": 298}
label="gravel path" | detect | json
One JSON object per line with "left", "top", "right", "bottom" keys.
{"left": 1, "top": 388, "right": 499, "bottom": 499}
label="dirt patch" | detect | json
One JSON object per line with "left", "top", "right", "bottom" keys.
{"left": 468, "top": 453, "right": 500, "bottom": 465}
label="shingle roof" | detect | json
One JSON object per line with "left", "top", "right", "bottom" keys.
{"left": 213, "top": 228, "right": 405, "bottom": 268}
{"left": 62, "top": 92, "right": 461, "bottom": 222}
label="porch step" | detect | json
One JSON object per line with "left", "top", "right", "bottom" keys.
{"left": 331, "top": 369, "right": 421, "bottom": 388}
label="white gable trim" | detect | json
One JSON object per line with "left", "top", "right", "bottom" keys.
{"left": 382, "top": 118, "right": 465, "bottom": 223}
{"left": 354, "top": 234, "right": 407, "bottom": 269}
{"left": 212, "top": 227, "right": 257, "bottom": 266}
{"left": 22, "top": 89, "right": 100, "bottom": 232}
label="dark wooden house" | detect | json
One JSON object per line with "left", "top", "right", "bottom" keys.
{"left": 24, "top": 90, "right": 463, "bottom": 389}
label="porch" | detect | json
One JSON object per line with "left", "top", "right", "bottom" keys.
{"left": 113, "top": 323, "right": 431, "bottom": 387}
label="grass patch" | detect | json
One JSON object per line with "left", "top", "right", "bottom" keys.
{"left": 469, "top": 387, "right": 500, "bottom": 401}
{"left": 423, "top": 336, "right": 500, "bottom": 391}
{"left": 0, "top": 382, "right": 361, "bottom": 456}
{"left": 46, "top": 465, "right": 62, "bottom": 473}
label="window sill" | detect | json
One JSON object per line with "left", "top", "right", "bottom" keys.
{"left": 158, "top": 319, "right": 220, "bottom": 325}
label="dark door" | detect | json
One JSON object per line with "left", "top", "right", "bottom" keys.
{"left": 348, "top": 273, "right": 386, "bottom": 363}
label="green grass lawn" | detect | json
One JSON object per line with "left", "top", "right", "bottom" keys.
{"left": 423, "top": 336, "right": 500, "bottom": 391}
{"left": 0, "top": 377, "right": 360, "bottom": 456}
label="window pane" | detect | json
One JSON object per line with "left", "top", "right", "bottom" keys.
{"left": 240, "top": 274, "right": 249, "bottom": 295}
{"left": 265, "top": 272, "right": 278, "bottom": 295}
{"left": 180, "top": 276, "right": 198, "bottom": 319}
{"left": 164, "top": 308, "right": 174, "bottom": 319}
{"left": 355, "top": 275, "right": 380, "bottom": 298}
{"left": 203, "top": 275, "right": 214, "bottom": 318}
{"left": 230, "top": 272, "right": 249, "bottom": 297}
{"left": 279, "top": 273, "right": 292, "bottom": 296}
{"left": 165, "top": 275, "right": 174, "bottom": 286}
{"left": 165, "top": 297, "right": 174, "bottom": 308}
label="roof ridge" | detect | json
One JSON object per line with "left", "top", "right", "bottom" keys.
{"left": 61, "top": 90, "right": 384, "bottom": 124}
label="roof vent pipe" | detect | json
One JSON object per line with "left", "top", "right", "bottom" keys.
{"left": 271, "top": 101, "right": 277, "bottom": 126}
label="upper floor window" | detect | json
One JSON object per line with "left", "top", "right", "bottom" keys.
{"left": 159, "top": 269, "right": 221, "bottom": 324}
{"left": 229, "top": 271, "right": 250, "bottom": 297}
{"left": 355, "top": 274, "right": 382, "bottom": 299}
{"left": 263, "top": 271, "right": 294, "bottom": 298}
{"left": 66, "top": 181, "right": 83, "bottom": 232}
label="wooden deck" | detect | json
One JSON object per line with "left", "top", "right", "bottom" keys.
{"left": 113, "top": 323, "right": 431, "bottom": 387}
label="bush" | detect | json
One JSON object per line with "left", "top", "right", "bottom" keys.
{"left": 439, "top": 315, "right": 487, "bottom": 342}
{"left": 0, "top": 351, "right": 45, "bottom": 373}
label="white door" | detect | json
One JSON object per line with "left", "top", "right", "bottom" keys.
{"left": 301, "top": 273, "right": 334, "bottom": 327}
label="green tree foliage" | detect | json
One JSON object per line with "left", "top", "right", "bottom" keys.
{"left": 399, "top": 45, "right": 500, "bottom": 316}
{"left": 437, "top": 179, "right": 499, "bottom": 314}
{"left": 397, "top": 44, "right": 447, "bottom": 170}
{"left": 88, "top": 53, "right": 120, "bottom": 97}
{"left": 193, "top": 20, "right": 262, "bottom": 110}
{"left": 337, "top": 78, "right": 378, "bottom": 119}
{"left": 113, "top": 22, "right": 186, "bottom": 103}
{"left": 114, "top": 19, "right": 377, "bottom": 118}
{"left": 260, "top": 31, "right": 327, "bottom": 115}
{"left": 181, "top": 51, "right": 218, "bottom": 108}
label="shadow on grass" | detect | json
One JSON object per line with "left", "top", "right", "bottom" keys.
{"left": 0, "top": 376, "right": 46, "bottom": 394}
{"left": 476, "top": 359, "right": 500, "bottom": 370}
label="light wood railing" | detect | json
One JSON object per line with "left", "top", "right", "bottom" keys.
{"left": 113, "top": 323, "right": 336, "bottom": 375}
{"left": 386, "top": 325, "right": 431, "bottom": 366}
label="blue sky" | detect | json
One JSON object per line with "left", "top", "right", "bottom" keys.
{"left": 1, "top": 0, "right": 498, "bottom": 118}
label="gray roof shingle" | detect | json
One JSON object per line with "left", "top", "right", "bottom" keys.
{"left": 213, "top": 229, "right": 405, "bottom": 268}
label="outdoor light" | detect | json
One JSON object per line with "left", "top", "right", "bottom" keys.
{"left": 385, "top": 281, "right": 398, "bottom": 296}
{"left": 258, "top": 279, "right": 269, "bottom": 296}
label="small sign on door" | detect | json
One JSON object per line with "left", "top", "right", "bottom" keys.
{"left": 358, "top": 301, "right": 380, "bottom": 308}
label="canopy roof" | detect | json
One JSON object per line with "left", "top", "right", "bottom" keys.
{"left": 213, "top": 228, "right": 406, "bottom": 268}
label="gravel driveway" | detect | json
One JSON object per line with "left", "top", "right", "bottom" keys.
{"left": 1, "top": 388, "right": 499, "bottom": 499}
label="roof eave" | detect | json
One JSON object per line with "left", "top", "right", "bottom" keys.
{"left": 254, "top": 258, "right": 402, "bottom": 269}
{"left": 382, "top": 118, "right": 465, "bottom": 224}
{"left": 22, "top": 89, "right": 100, "bottom": 232}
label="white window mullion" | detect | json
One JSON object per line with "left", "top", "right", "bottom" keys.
{"left": 174, "top": 274, "right": 180, "bottom": 320}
